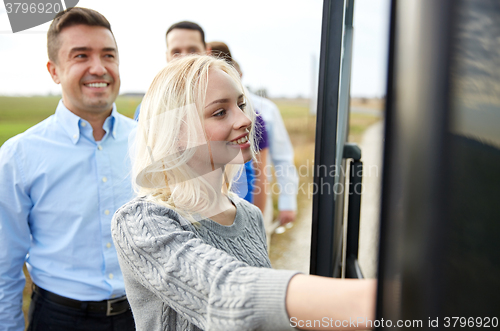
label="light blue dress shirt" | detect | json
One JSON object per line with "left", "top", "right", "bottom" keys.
{"left": 0, "top": 100, "right": 136, "bottom": 331}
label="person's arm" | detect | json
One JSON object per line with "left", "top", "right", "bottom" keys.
{"left": 112, "top": 200, "right": 376, "bottom": 331}
{"left": 252, "top": 147, "right": 269, "bottom": 213}
{"left": 112, "top": 200, "right": 298, "bottom": 331}
{"left": 286, "top": 275, "right": 377, "bottom": 330}
{"left": 279, "top": 210, "right": 296, "bottom": 226}
{"left": 0, "top": 140, "right": 32, "bottom": 331}
{"left": 261, "top": 99, "right": 299, "bottom": 223}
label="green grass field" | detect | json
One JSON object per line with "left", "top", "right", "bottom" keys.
{"left": 0, "top": 96, "right": 143, "bottom": 146}
{"left": 0, "top": 96, "right": 380, "bottom": 146}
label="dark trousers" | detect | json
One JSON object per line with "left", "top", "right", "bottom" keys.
{"left": 27, "top": 290, "right": 136, "bottom": 331}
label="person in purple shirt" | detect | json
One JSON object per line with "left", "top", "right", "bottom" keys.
{"left": 208, "top": 41, "right": 271, "bottom": 214}
{"left": 232, "top": 110, "right": 269, "bottom": 206}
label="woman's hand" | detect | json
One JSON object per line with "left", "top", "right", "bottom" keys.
{"left": 286, "top": 275, "right": 377, "bottom": 330}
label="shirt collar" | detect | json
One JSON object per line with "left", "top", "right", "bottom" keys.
{"left": 55, "top": 100, "right": 118, "bottom": 144}
{"left": 104, "top": 107, "right": 118, "bottom": 140}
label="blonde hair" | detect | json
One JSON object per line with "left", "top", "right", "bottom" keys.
{"left": 133, "top": 55, "right": 256, "bottom": 220}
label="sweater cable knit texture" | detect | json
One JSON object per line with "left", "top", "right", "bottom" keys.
{"left": 111, "top": 196, "right": 298, "bottom": 331}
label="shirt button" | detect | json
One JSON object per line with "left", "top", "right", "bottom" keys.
{"left": 73, "top": 134, "right": 77, "bottom": 139}
{"left": 102, "top": 177, "right": 107, "bottom": 182}
{"left": 111, "top": 294, "right": 116, "bottom": 298}
{"left": 104, "top": 210, "right": 110, "bottom": 215}
{"left": 81, "top": 122, "right": 87, "bottom": 127}
{"left": 98, "top": 145, "right": 103, "bottom": 151}
{"left": 109, "top": 273, "right": 114, "bottom": 279}
{"left": 106, "top": 242, "right": 112, "bottom": 248}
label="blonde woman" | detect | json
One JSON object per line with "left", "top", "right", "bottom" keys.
{"left": 112, "top": 55, "right": 375, "bottom": 331}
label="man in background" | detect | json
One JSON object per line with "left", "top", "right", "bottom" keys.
{"left": 248, "top": 77, "right": 299, "bottom": 225}
{"left": 0, "top": 8, "right": 136, "bottom": 330}
{"left": 165, "top": 21, "right": 210, "bottom": 61}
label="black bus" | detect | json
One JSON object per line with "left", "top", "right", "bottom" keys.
{"left": 311, "top": 0, "right": 500, "bottom": 328}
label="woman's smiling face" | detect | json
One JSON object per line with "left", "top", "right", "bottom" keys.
{"left": 201, "top": 68, "right": 252, "bottom": 166}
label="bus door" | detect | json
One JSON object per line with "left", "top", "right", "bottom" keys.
{"left": 310, "top": 0, "right": 363, "bottom": 279}
{"left": 377, "top": 0, "right": 500, "bottom": 326}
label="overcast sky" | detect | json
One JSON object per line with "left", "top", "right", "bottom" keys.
{"left": 0, "top": 0, "right": 390, "bottom": 98}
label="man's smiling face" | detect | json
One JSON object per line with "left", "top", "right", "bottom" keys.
{"left": 48, "top": 24, "right": 120, "bottom": 117}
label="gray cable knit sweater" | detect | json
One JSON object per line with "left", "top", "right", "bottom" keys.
{"left": 111, "top": 196, "right": 299, "bottom": 331}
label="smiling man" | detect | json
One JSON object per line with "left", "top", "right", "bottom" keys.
{"left": 47, "top": 23, "right": 121, "bottom": 141}
{"left": 0, "top": 8, "right": 136, "bottom": 331}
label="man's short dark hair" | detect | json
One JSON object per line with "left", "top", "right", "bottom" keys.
{"left": 47, "top": 7, "right": 113, "bottom": 63}
{"left": 206, "top": 41, "right": 242, "bottom": 75}
{"left": 166, "top": 21, "right": 206, "bottom": 48}
{"left": 207, "top": 41, "right": 232, "bottom": 64}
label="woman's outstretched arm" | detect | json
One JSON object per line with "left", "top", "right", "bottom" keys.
{"left": 286, "top": 275, "right": 377, "bottom": 330}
